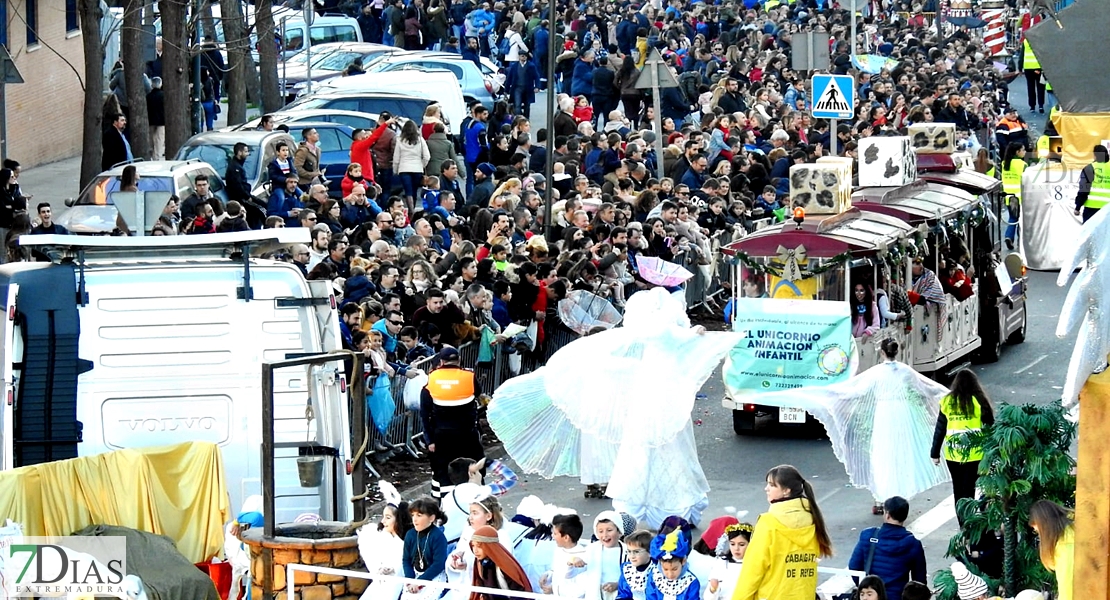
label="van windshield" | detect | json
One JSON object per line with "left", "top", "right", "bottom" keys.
{"left": 77, "top": 176, "right": 175, "bottom": 206}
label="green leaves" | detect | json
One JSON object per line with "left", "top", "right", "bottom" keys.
{"left": 936, "top": 400, "right": 1076, "bottom": 599}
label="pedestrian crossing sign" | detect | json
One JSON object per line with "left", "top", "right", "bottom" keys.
{"left": 811, "top": 74, "right": 855, "bottom": 119}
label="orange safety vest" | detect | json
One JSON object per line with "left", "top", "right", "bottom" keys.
{"left": 426, "top": 367, "right": 477, "bottom": 406}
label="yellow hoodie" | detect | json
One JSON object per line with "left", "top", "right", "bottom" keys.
{"left": 732, "top": 498, "right": 821, "bottom": 600}
{"left": 1046, "top": 526, "right": 1074, "bottom": 600}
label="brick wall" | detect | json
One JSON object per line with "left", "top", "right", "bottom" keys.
{"left": 5, "top": 0, "right": 85, "bottom": 168}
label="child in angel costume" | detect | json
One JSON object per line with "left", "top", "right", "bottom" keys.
{"left": 702, "top": 523, "right": 752, "bottom": 600}
{"left": 646, "top": 529, "right": 701, "bottom": 600}
{"left": 487, "top": 288, "right": 742, "bottom": 528}
{"left": 357, "top": 482, "right": 413, "bottom": 600}
{"left": 585, "top": 511, "right": 639, "bottom": 600}
{"left": 732, "top": 338, "right": 952, "bottom": 506}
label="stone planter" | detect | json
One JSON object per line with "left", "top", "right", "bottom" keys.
{"left": 241, "top": 521, "right": 369, "bottom": 600}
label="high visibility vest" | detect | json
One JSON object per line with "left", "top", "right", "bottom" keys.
{"left": 1045, "top": 77, "right": 1053, "bottom": 92}
{"left": 1001, "top": 159, "right": 1025, "bottom": 203}
{"left": 1084, "top": 162, "right": 1110, "bottom": 210}
{"left": 940, "top": 395, "right": 985, "bottom": 463}
{"left": 1037, "top": 135, "right": 1050, "bottom": 159}
{"left": 1023, "top": 40, "right": 1040, "bottom": 70}
{"left": 426, "top": 367, "right": 477, "bottom": 406}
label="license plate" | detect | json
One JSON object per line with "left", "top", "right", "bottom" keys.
{"left": 779, "top": 407, "right": 806, "bottom": 424}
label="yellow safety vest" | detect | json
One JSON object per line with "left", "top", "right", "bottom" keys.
{"left": 1023, "top": 40, "right": 1040, "bottom": 70}
{"left": 1037, "top": 135, "right": 1050, "bottom": 159}
{"left": 1001, "top": 159, "right": 1025, "bottom": 203}
{"left": 1045, "top": 77, "right": 1052, "bottom": 92}
{"left": 1084, "top": 162, "right": 1110, "bottom": 210}
{"left": 426, "top": 367, "right": 477, "bottom": 406}
{"left": 940, "top": 394, "right": 985, "bottom": 463}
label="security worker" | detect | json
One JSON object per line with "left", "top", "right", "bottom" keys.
{"left": 1000, "top": 142, "right": 1027, "bottom": 250}
{"left": 420, "top": 346, "right": 484, "bottom": 500}
{"left": 995, "top": 106, "right": 1029, "bottom": 151}
{"left": 1022, "top": 38, "right": 1046, "bottom": 113}
{"left": 1074, "top": 145, "right": 1110, "bottom": 223}
{"left": 929, "top": 371, "right": 995, "bottom": 525}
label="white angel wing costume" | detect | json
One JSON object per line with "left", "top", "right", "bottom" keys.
{"left": 744, "top": 360, "right": 952, "bottom": 502}
{"left": 488, "top": 288, "right": 740, "bottom": 477}
{"left": 488, "top": 288, "right": 741, "bottom": 527}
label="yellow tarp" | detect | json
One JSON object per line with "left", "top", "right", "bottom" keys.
{"left": 1051, "top": 112, "right": 1110, "bottom": 169}
{"left": 0, "top": 442, "right": 229, "bottom": 563}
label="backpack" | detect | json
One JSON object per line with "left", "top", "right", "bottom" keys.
{"left": 498, "top": 34, "right": 513, "bottom": 58}
{"left": 455, "top": 115, "right": 475, "bottom": 154}
{"left": 678, "top": 70, "right": 701, "bottom": 104}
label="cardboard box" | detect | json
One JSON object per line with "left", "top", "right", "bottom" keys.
{"left": 907, "top": 123, "right": 957, "bottom": 154}
{"left": 858, "top": 136, "right": 918, "bottom": 186}
{"left": 789, "top": 163, "right": 852, "bottom": 215}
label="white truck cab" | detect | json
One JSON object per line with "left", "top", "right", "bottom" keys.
{"left": 0, "top": 231, "right": 355, "bottom": 523}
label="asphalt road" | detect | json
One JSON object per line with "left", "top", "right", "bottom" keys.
{"left": 488, "top": 268, "right": 1076, "bottom": 590}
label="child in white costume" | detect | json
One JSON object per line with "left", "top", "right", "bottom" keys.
{"left": 540, "top": 514, "right": 591, "bottom": 598}
{"left": 584, "top": 511, "right": 638, "bottom": 600}
{"left": 703, "top": 523, "right": 752, "bottom": 600}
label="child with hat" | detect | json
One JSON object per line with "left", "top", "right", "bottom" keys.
{"left": 951, "top": 562, "right": 998, "bottom": 600}
{"left": 645, "top": 530, "right": 700, "bottom": 600}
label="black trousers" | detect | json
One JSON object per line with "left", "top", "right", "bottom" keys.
{"left": 948, "top": 459, "right": 980, "bottom": 523}
{"left": 1025, "top": 70, "right": 1046, "bottom": 110}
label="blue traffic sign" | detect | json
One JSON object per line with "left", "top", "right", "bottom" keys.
{"left": 811, "top": 74, "right": 855, "bottom": 119}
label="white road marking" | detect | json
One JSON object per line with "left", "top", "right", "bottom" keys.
{"left": 907, "top": 494, "right": 956, "bottom": 539}
{"left": 1013, "top": 354, "right": 1048, "bottom": 375}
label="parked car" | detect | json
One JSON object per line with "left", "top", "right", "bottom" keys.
{"left": 56, "top": 160, "right": 237, "bottom": 235}
{"left": 279, "top": 42, "right": 396, "bottom": 101}
{"left": 233, "top": 109, "right": 382, "bottom": 133}
{"left": 363, "top": 51, "right": 504, "bottom": 107}
{"left": 313, "top": 69, "right": 465, "bottom": 135}
{"left": 282, "top": 122, "right": 356, "bottom": 197}
{"left": 175, "top": 130, "right": 298, "bottom": 201}
{"left": 284, "top": 91, "right": 437, "bottom": 133}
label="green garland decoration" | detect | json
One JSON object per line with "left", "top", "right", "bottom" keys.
{"left": 730, "top": 250, "right": 854, "bottom": 280}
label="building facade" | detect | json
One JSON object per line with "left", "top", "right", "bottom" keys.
{"left": 4, "top": 0, "right": 85, "bottom": 168}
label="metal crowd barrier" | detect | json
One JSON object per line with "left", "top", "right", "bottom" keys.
{"left": 364, "top": 321, "right": 584, "bottom": 469}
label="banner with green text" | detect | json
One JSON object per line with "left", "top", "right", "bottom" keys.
{"left": 724, "top": 298, "right": 854, "bottom": 395}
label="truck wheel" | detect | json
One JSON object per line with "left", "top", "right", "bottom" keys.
{"left": 733, "top": 410, "right": 755, "bottom": 435}
{"left": 1007, "top": 305, "right": 1027, "bottom": 344}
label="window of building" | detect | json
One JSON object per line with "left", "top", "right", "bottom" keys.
{"left": 26, "top": 0, "right": 38, "bottom": 46}
{"left": 66, "top": 0, "right": 80, "bottom": 34}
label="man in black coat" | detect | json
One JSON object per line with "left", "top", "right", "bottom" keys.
{"left": 935, "top": 93, "right": 979, "bottom": 131}
{"left": 225, "top": 142, "right": 252, "bottom": 202}
{"left": 592, "top": 56, "right": 617, "bottom": 127}
{"left": 716, "top": 78, "right": 748, "bottom": 115}
{"left": 101, "top": 114, "right": 132, "bottom": 171}
{"left": 146, "top": 77, "right": 166, "bottom": 160}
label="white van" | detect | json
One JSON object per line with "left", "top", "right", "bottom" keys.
{"left": 317, "top": 69, "right": 466, "bottom": 136}
{"left": 276, "top": 15, "right": 363, "bottom": 59}
{"left": 0, "top": 231, "right": 357, "bottom": 523}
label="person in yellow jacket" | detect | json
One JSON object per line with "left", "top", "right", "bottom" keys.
{"left": 732, "top": 465, "right": 834, "bottom": 600}
{"left": 1001, "top": 142, "right": 1027, "bottom": 250}
{"left": 929, "top": 370, "right": 995, "bottom": 524}
{"left": 1029, "top": 500, "right": 1074, "bottom": 600}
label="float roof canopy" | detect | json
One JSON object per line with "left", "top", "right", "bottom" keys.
{"left": 1025, "top": 1, "right": 1110, "bottom": 113}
